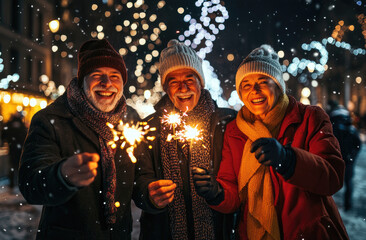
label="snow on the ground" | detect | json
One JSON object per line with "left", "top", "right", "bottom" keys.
{"left": 333, "top": 143, "right": 366, "bottom": 239}
{"left": 0, "top": 185, "right": 41, "bottom": 240}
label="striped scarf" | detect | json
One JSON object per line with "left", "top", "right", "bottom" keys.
{"left": 66, "top": 77, "right": 127, "bottom": 225}
{"left": 159, "top": 89, "right": 216, "bottom": 240}
{"left": 236, "top": 94, "right": 289, "bottom": 240}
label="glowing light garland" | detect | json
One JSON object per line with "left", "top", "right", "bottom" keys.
{"left": 54, "top": 1, "right": 366, "bottom": 114}
{"left": 227, "top": 13, "right": 366, "bottom": 109}
{"left": 178, "top": 0, "right": 230, "bottom": 109}
{"left": 0, "top": 52, "right": 20, "bottom": 89}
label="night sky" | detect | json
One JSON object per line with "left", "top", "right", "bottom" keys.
{"left": 52, "top": 0, "right": 366, "bottom": 107}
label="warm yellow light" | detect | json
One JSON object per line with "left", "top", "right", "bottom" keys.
{"left": 278, "top": 50, "right": 285, "bottom": 58}
{"left": 130, "top": 45, "right": 137, "bottom": 52}
{"left": 119, "top": 48, "right": 128, "bottom": 56}
{"left": 157, "top": 1, "right": 166, "bottom": 9}
{"left": 115, "top": 201, "right": 120, "bottom": 208}
{"left": 97, "top": 32, "right": 105, "bottom": 39}
{"left": 105, "top": 11, "right": 111, "bottom": 17}
{"left": 142, "top": 23, "right": 149, "bottom": 30}
{"left": 123, "top": 20, "right": 130, "bottom": 27}
{"left": 356, "top": 77, "right": 362, "bottom": 84}
{"left": 40, "top": 100, "right": 47, "bottom": 109}
{"left": 159, "top": 22, "right": 167, "bottom": 31}
{"left": 23, "top": 97, "right": 30, "bottom": 106}
{"left": 144, "top": 90, "right": 151, "bottom": 99}
{"left": 30, "top": 98, "right": 37, "bottom": 107}
{"left": 149, "top": 14, "right": 157, "bottom": 22}
{"left": 49, "top": 20, "right": 60, "bottom": 33}
{"left": 60, "top": 35, "right": 67, "bottom": 42}
{"left": 349, "top": 25, "right": 355, "bottom": 31}
{"left": 139, "top": 38, "right": 146, "bottom": 45}
{"left": 125, "top": 36, "right": 132, "bottom": 44}
{"left": 4, "top": 94, "right": 11, "bottom": 103}
{"left": 116, "top": 25, "right": 123, "bottom": 32}
{"left": 300, "top": 97, "right": 310, "bottom": 105}
{"left": 301, "top": 87, "right": 311, "bottom": 98}
{"left": 91, "top": 4, "right": 98, "bottom": 11}
{"left": 131, "top": 23, "right": 138, "bottom": 30}
{"left": 150, "top": 33, "right": 158, "bottom": 41}
{"left": 177, "top": 7, "right": 184, "bottom": 14}
{"left": 227, "top": 54, "right": 234, "bottom": 61}
{"left": 129, "top": 86, "right": 136, "bottom": 93}
{"left": 145, "top": 54, "right": 152, "bottom": 62}
{"left": 96, "top": 25, "right": 103, "bottom": 32}
{"left": 152, "top": 50, "right": 159, "bottom": 57}
{"left": 137, "top": 76, "right": 144, "bottom": 83}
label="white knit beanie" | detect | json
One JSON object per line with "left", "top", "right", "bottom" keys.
{"left": 159, "top": 39, "right": 205, "bottom": 88}
{"left": 235, "top": 44, "right": 285, "bottom": 96}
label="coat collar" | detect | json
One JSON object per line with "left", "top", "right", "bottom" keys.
{"left": 47, "top": 93, "right": 100, "bottom": 149}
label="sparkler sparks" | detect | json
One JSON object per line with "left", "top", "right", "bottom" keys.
{"left": 161, "top": 110, "right": 203, "bottom": 145}
{"left": 107, "top": 120, "right": 156, "bottom": 163}
{"left": 161, "top": 110, "right": 187, "bottom": 129}
{"left": 176, "top": 124, "right": 203, "bottom": 143}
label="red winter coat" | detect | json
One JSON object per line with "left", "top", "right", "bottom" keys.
{"left": 211, "top": 96, "right": 349, "bottom": 240}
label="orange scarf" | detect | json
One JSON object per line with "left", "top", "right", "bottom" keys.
{"left": 236, "top": 94, "right": 289, "bottom": 240}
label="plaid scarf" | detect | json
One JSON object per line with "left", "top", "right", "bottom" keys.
{"left": 158, "top": 89, "right": 216, "bottom": 240}
{"left": 66, "top": 77, "right": 127, "bottom": 225}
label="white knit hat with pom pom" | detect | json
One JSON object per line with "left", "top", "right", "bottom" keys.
{"left": 159, "top": 39, "right": 205, "bottom": 88}
{"left": 235, "top": 44, "right": 285, "bottom": 95}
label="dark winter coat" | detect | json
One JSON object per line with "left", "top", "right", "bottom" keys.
{"left": 329, "top": 107, "right": 361, "bottom": 163}
{"left": 133, "top": 99, "right": 237, "bottom": 240}
{"left": 211, "top": 96, "right": 349, "bottom": 240}
{"left": 19, "top": 94, "right": 135, "bottom": 240}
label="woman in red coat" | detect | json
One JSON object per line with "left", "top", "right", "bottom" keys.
{"left": 192, "top": 44, "right": 349, "bottom": 239}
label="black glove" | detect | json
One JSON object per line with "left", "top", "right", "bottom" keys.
{"left": 250, "top": 138, "right": 296, "bottom": 180}
{"left": 192, "top": 167, "right": 224, "bottom": 205}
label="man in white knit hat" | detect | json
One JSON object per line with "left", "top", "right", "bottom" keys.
{"left": 133, "top": 39, "right": 237, "bottom": 240}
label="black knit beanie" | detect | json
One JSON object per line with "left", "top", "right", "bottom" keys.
{"left": 77, "top": 39, "right": 127, "bottom": 86}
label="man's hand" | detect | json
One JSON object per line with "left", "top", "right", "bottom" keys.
{"left": 250, "top": 138, "right": 296, "bottom": 179}
{"left": 192, "top": 167, "right": 224, "bottom": 205}
{"left": 61, "top": 153, "right": 100, "bottom": 187}
{"left": 148, "top": 180, "right": 176, "bottom": 208}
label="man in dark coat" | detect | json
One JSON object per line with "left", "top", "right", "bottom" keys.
{"left": 19, "top": 39, "right": 137, "bottom": 240}
{"left": 133, "top": 39, "right": 236, "bottom": 240}
{"left": 2, "top": 111, "right": 27, "bottom": 191}
{"left": 328, "top": 100, "right": 362, "bottom": 211}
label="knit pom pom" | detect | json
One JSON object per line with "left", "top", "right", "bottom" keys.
{"left": 167, "top": 39, "right": 180, "bottom": 47}
{"left": 260, "top": 44, "right": 275, "bottom": 53}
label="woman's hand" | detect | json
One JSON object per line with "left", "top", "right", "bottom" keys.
{"left": 192, "top": 167, "right": 224, "bottom": 205}
{"left": 251, "top": 138, "right": 296, "bottom": 179}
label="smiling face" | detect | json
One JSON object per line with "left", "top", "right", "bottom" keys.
{"left": 83, "top": 67, "right": 124, "bottom": 112}
{"left": 239, "top": 73, "right": 282, "bottom": 120}
{"left": 166, "top": 68, "right": 202, "bottom": 112}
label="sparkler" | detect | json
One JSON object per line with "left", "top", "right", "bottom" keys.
{"left": 107, "top": 121, "right": 156, "bottom": 163}
{"left": 161, "top": 110, "right": 184, "bottom": 129}
{"left": 161, "top": 109, "right": 189, "bottom": 143}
